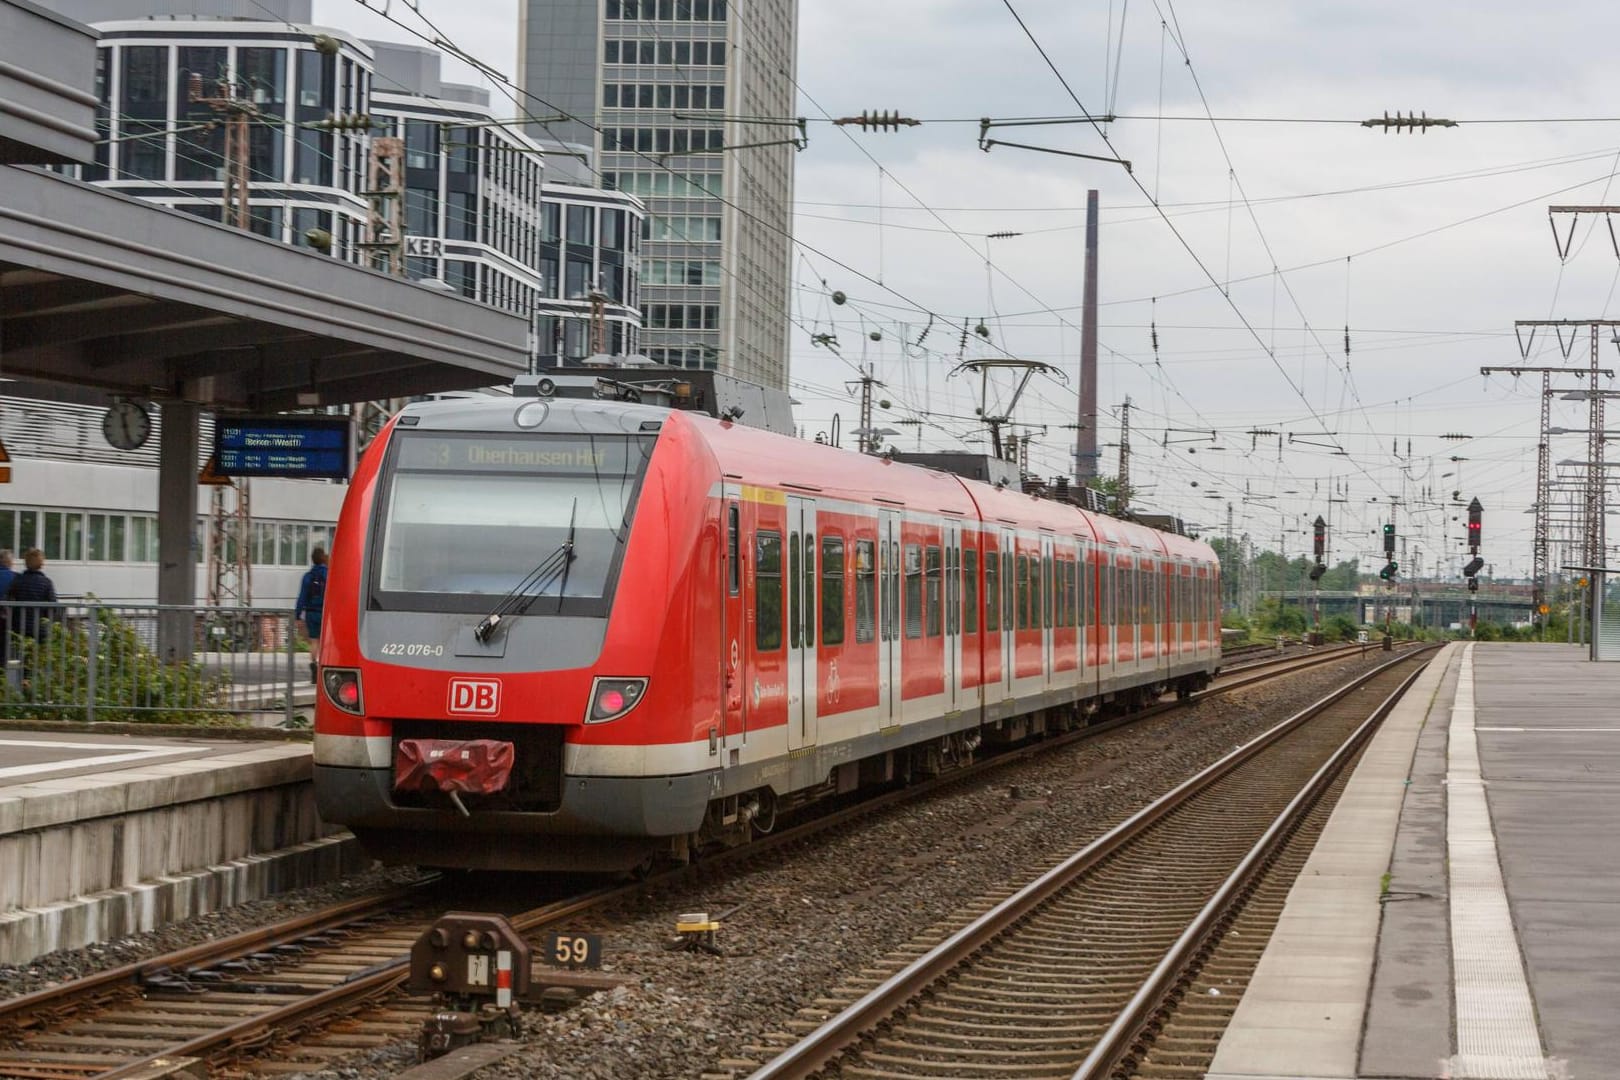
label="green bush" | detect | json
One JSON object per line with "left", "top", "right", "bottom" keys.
{"left": 0, "top": 609, "right": 236, "bottom": 724}
{"left": 1325, "top": 614, "right": 1359, "bottom": 642}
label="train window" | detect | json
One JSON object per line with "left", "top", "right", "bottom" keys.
{"left": 1002, "top": 550, "right": 1013, "bottom": 630}
{"left": 964, "top": 549, "right": 979, "bottom": 634}
{"left": 945, "top": 545, "right": 958, "bottom": 636}
{"left": 1081, "top": 554, "right": 1091, "bottom": 629}
{"left": 855, "top": 539, "right": 875, "bottom": 644}
{"left": 755, "top": 531, "right": 782, "bottom": 651}
{"left": 1068, "top": 559, "right": 1078, "bottom": 626}
{"left": 1031, "top": 554, "right": 1042, "bottom": 630}
{"left": 904, "top": 544, "right": 923, "bottom": 639}
{"left": 803, "top": 531, "right": 816, "bottom": 645}
{"left": 1043, "top": 555, "right": 1053, "bottom": 629}
{"left": 984, "top": 547, "right": 998, "bottom": 632}
{"left": 925, "top": 545, "right": 942, "bottom": 637}
{"left": 1010, "top": 553, "right": 1023, "bottom": 628}
{"left": 789, "top": 532, "right": 801, "bottom": 650}
{"left": 891, "top": 540, "right": 902, "bottom": 641}
{"left": 1041, "top": 555, "right": 1050, "bottom": 629}
{"left": 821, "top": 535, "right": 845, "bottom": 646}
{"left": 727, "top": 504, "right": 739, "bottom": 595}
{"left": 883, "top": 540, "right": 899, "bottom": 642}
{"left": 1054, "top": 558, "right": 1064, "bottom": 629}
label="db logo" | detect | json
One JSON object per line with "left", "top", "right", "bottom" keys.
{"left": 448, "top": 678, "right": 501, "bottom": 716}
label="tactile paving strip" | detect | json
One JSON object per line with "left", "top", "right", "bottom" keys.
{"left": 1447, "top": 643, "right": 1549, "bottom": 1080}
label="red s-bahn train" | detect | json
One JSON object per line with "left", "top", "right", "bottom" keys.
{"left": 312, "top": 386, "right": 1222, "bottom": 871}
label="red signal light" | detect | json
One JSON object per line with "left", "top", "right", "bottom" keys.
{"left": 338, "top": 680, "right": 360, "bottom": 708}
{"left": 597, "top": 689, "right": 625, "bottom": 715}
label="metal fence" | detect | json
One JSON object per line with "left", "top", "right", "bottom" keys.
{"left": 0, "top": 600, "right": 303, "bottom": 724}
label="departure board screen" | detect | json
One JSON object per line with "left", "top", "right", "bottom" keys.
{"left": 215, "top": 417, "right": 352, "bottom": 479}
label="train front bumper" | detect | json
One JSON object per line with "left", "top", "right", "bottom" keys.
{"left": 313, "top": 762, "right": 715, "bottom": 870}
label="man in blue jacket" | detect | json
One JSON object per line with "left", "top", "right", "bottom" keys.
{"left": 296, "top": 547, "right": 328, "bottom": 685}
{"left": 7, "top": 549, "right": 59, "bottom": 686}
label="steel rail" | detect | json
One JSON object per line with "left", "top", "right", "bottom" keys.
{"left": 0, "top": 879, "right": 436, "bottom": 1035}
{"left": 1070, "top": 657, "right": 1430, "bottom": 1079}
{"left": 744, "top": 646, "right": 1436, "bottom": 1080}
{"left": 14, "top": 639, "right": 1386, "bottom": 1078}
{"left": 1212, "top": 643, "right": 1384, "bottom": 691}
{"left": 88, "top": 885, "right": 628, "bottom": 1080}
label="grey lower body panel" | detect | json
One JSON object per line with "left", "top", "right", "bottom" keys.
{"left": 315, "top": 764, "right": 713, "bottom": 871}
{"left": 319, "top": 655, "right": 1219, "bottom": 870}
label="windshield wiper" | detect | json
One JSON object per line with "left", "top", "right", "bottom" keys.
{"left": 555, "top": 500, "right": 578, "bottom": 614}
{"left": 472, "top": 499, "right": 578, "bottom": 643}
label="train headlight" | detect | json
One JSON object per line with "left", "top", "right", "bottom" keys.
{"left": 322, "top": 667, "right": 365, "bottom": 715}
{"left": 586, "top": 677, "right": 647, "bottom": 723}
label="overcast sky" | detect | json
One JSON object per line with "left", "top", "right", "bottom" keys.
{"left": 315, "top": 0, "right": 1620, "bottom": 581}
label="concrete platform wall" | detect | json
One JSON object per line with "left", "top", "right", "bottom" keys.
{"left": 0, "top": 743, "right": 364, "bottom": 963}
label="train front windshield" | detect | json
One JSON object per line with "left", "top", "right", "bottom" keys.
{"left": 370, "top": 431, "right": 656, "bottom": 616}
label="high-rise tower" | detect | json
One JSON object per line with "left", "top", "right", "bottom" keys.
{"left": 518, "top": 0, "right": 797, "bottom": 388}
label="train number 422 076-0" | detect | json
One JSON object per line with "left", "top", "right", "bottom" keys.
{"left": 378, "top": 642, "right": 446, "bottom": 657}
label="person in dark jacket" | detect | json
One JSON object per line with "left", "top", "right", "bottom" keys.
{"left": 0, "top": 550, "right": 14, "bottom": 666}
{"left": 7, "top": 548, "right": 59, "bottom": 644}
{"left": 296, "top": 547, "right": 328, "bottom": 684}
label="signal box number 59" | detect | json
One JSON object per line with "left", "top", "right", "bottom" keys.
{"left": 544, "top": 931, "right": 603, "bottom": 968}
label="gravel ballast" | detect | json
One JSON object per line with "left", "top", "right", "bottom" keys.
{"left": 1, "top": 650, "right": 1416, "bottom": 1079}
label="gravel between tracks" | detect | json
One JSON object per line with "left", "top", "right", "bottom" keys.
{"left": 0, "top": 650, "right": 1405, "bottom": 1079}
{"left": 0, "top": 866, "right": 428, "bottom": 1001}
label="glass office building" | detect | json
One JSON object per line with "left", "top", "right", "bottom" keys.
{"left": 520, "top": 0, "right": 797, "bottom": 387}
{"left": 55, "top": 9, "right": 644, "bottom": 362}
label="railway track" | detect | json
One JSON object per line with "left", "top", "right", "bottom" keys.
{"left": 0, "top": 643, "right": 1402, "bottom": 1080}
{"left": 0, "top": 882, "right": 623, "bottom": 1080}
{"left": 745, "top": 646, "right": 1435, "bottom": 1080}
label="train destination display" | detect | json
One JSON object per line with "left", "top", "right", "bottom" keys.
{"left": 215, "top": 417, "right": 352, "bottom": 479}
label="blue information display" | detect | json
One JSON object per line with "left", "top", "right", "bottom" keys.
{"left": 215, "top": 416, "right": 351, "bottom": 480}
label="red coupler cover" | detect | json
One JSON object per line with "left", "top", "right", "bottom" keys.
{"left": 393, "top": 739, "right": 515, "bottom": 795}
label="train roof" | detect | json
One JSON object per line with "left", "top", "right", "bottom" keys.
{"left": 388, "top": 397, "right": 1215, "bottom": 562}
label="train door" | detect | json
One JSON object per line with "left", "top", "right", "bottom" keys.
{"left": 879, "top": 509, "right": 901, "bottom": 728}
{"left": 1000, "top": 528, "right": 1016, "bottom": 698}
{"left": 1079, "top": 539, "right": 1092, "bottom": 672}
{"left": 1041, "top": 535, "right": 1055, "bottom": 691}
{"left": 722, "top": 491, "right": 744, "bottom": 752}
{"left": 786, "top": 496, "right": 818, "bottom": 752}
{"left": 945, "top": 521, "right": 961, "bottom": 712}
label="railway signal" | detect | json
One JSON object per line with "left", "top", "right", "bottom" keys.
{"left": 1379, "top": 561, "right": 1399, "bottom": 581}
{"left": 1463, "top": 499, "right": 1484, "bottom": 634}
{"left": 1310, "top": 515, "right": 1327, "bottom": 580}
{"left": 1382, "top": 522, "right": 1396, "bottom": 557}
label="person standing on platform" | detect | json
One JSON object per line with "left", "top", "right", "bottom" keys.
{"left": 7, "top": 549, "right": 59, "bottom": 687}
{"left": 296, "top": 547, "right": 328, "bottom": 685}
{"left": 0, "top": 550, "right": 15, "bottom": 666}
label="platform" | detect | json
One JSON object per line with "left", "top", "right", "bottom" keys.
{"left": 0, "top": 729, "right": 302, "bottom": 788}
{"left": 0, "top": 728, "right": 360, "bottom": 964}
{"left": 1207, "top": 641, "right": 1616, "bottom": 1080}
